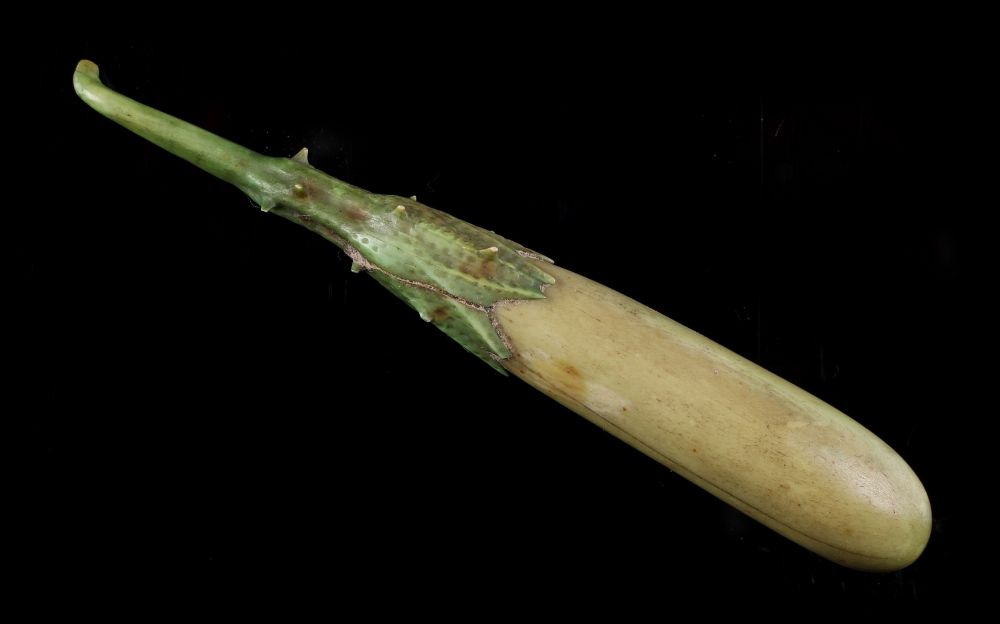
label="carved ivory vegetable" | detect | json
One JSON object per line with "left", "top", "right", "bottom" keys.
{"left": 73, "top": 59, "right": 931, "bottom": 571}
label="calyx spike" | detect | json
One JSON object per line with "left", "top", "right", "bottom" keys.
{"left": 292, "top": 147, "right": 313, "bottom": 167}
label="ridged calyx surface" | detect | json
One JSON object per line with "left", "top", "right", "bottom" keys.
{"left": 73, "top": 60, "right": 553, "bottom": 372}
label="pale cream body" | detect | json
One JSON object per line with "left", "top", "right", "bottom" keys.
{"left": 495, "top": 263, "right": 931, "bottom": 571}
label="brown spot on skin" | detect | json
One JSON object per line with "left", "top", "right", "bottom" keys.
{"left": 692, "top": 448, "right": 697, "bottom": 453}
{"left": 480, "top": 258, "right": 498, "bottom": 279}
{"left": 458, "top": 258, "right": 500, "bottom": 281}
{"left": 432, "top": 306, "right": 450, "bottom": 321}
{"left": 532, "top": 359, "right": 585, "bottom": 400}
{"left": 346, "top": 207, "right": 369, "bottom": 222}
{"left": 292, "top": 180, "right": 318, "bottom": 199}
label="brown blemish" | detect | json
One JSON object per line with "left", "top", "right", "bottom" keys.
{"left": 544, "top": 360, "right": 587, "bottom": 401}
{"left": 293, "top": 179, "right": 320, "bottom": 199}
{"left": 480, "top": 258, "right": 498, "bottom": 279}
{"left": 457, "top": 256, "right": 501, "bottom": 281}
{"left": 345, "top": 206, "right": 369, "bottom": 222}
{"left": 432, "top": 306, "right": 450, "bottom": 321}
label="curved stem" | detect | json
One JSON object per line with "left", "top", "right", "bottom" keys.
{"left": 73, "top": 60, "right": 265, "bottom": 191}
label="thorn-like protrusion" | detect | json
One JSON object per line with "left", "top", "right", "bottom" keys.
{"left": 410, "top": 195, "right": 417, "bottom": 201}
{"left": 292, "top": 147, "right": 313, "bottom": 167}
{"left": 350, "top": 262, "right": 363, "bottom": 273}
{"left": 293, "top": 184, "right": 307, "bottom": 197}
{"left": 478, "top": 246, "right": 499, "bottom": 260}
{"left": 419, "top": 312, "right": 432, "bottom": 322}
{"left": 394, "top": 205, "right": 407, "bottom": 216}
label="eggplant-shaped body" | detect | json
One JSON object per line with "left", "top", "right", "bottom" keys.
{"left": 495, "top": 264, "right": 930, "bottom": 570}
{"left": 73, "top": 60, "right": 931, "bottom": 571}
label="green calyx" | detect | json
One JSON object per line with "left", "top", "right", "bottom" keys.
{"left": 73, "top": 60, "right": 554, "bottom": 373}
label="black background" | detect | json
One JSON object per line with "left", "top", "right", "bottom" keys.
{"left": 17, "top": 33, "right": 980, "bottom": 612}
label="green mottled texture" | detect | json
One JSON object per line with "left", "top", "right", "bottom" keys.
{"left": 368, "top": 271, "right": 511, "bottom": 374}
{"left": 73, "top": 61, "right": 553, "bottom": 372}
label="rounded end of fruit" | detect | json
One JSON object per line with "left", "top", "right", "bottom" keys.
{"left": 780, "top": 464, "right": 933, "bottom": 572}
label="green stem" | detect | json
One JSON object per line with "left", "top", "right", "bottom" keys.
{"left": 73, "top": 60, "right": 266, "bottom": 193}
{"left": 73, "top": 59, "right": 555, "bottom": 373}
